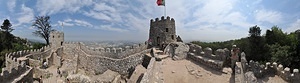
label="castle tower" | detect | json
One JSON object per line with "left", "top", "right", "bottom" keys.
{"left": 50, "top": 31, "right": 64, "bottom": 48}
{"left": 149, "top": 16, "right": 176, "bottom": 48}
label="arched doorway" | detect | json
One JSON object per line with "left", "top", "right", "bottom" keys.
{"left": 157, "top": 36, "right": 160, "bottom": 46}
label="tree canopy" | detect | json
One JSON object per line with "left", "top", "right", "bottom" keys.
{"left": 32, "top": 16, "right": 55, "bottom": 45}
{"left": 0, "top": 19, "right": 14, "bottom": 33}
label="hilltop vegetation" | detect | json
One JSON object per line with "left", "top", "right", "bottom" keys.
{"left": 192, "top": 25, "right": 300, "bottom": 69}
{"left": 0, "top": 19, "right": 46, "bottom": 70}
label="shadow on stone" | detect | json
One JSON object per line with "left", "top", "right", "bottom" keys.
{"left": 229, "top": 74, "right": 235, "bottom": 83}
{"left": 136, "top": 73, "right": 144, "bottom": 83}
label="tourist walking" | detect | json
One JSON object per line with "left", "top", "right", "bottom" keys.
{"left": 231, "top": 45, "right": 240, "bottom": 75}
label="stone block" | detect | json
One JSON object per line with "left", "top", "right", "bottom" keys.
{"left": 112, "top": 48, "right": 117, "bottom": 53}
{"left": 106, "top": 48, "right": 110, "bottom": 52}
{"left": 277, "top": 64, "right": 283, "bottom": 76}
{"left": 204, "top": 47, "right": 212, "bottom": 57}
{"left": 200, "top": 52, "right": 205, "bottom": 56}
{"left": 283, "top": 67, "right": 291, "bottom": 81}
{"left": 195, "top": 45, "right": 202, "bottom": 54}
{"left": 272, "top": 62, "right": 277, "bottom": 68}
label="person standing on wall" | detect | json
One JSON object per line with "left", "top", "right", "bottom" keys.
{"left": 231, "top": 45, "right": 240, "bottom": 75}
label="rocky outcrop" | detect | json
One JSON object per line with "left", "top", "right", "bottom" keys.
{"left": 164, "top": 42, "right": 190, "bottom": 60}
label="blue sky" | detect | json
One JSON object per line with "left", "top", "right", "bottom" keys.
{"left": 0, "top": 0, "right": 300, "bottom": 42}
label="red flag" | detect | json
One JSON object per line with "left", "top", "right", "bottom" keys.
{"left": 157, "top": 0, "right": 165, "bottom": 6}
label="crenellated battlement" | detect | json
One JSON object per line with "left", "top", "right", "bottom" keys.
{"left": 1, "top": 60, "right": 27, "bottom": 74}
{"left": 188, "top": 43, "right": 229, "bottom": 61}
{"left": 76, "top": 44, "right": 151, "bottom": 75}
{"left": 240, "top": 53, "right": 300, "bottom": 82}
{"left": 5, "top": 45, "right": 51, "bottom": 60}
{"left": 64, "top": 41, "right": 79, "bottom": 44}
{"left": 150, "top": 16, "right": 175, "bottom": 23}
{"left": 187, "top": 43, "right": 229, "bottom": 70}
{"left": 0, "top": 60, "right": 32, "bottom": 82}
{"left": 76, "top": 42, "right": 148, "bottom": 59}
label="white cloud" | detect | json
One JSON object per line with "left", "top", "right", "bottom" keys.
{"left": 15, "top": 4, "right": 34, "bottom": 28}
{"left": 94, "top": 25, "right": 128, "bottom": 32}
{"left": 255, "top": 9, "right": 283, "bottom": 24}
{"left": 83, "top": 10, "right": 112, "bottom": 21}
{"left": 57, "top": 19, "right": 93, "bottom": 27}
{"left": 83, "top": 2, "right": 122, "bottom": 22}
{"left": 224, "top": 12, "right": 253, "bottom": 28}
{"left": 164, "top": 0, "right": 252, "bottom": 41}
{"left": 36, "top": 0, "right": 93, "bottom": 15}
{"left": 7, "top": 0, "right": 16, "bottom": 12}
{"left": 192, "top": 0, "right": 236, "bottom": 24}
{"left": 93, "top": 3, "right": 116, "bottom": 13}
{"left": 286, "top": 19, "right": 300, "bottom": 32}
{"left": 74, "top": 19, "right": 93, "bottom": 27}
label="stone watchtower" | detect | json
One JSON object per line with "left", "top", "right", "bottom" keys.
{"left": 149, "top": 16, "right": 176, "bottom": 48}
{"left": 50, "top": 31, "right": 64, "bottom": 48}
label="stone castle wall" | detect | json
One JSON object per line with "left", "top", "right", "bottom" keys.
{"left": 63, "top": 42, "right": 78, "bottom": 60}
{"left": 5, "top": 45, "right": 50, "bottom": 60}
{"left": 11, "top": 66, "right": 33, "bottom": 83}
{"left": 63, "top": 41, "right": 151, "bottom": 75}
{"left": 187, "top": 43, "right": 229, "bottom": 70}
{"left": 1, "top": 43, "right": 59, "bottom": 83}
{"left": 0, "top": 60, "right": 33, "bottom": 83}
{"left": 240, "top": 52, "right": 300, "bottom": 82}
{"left": 77, "top": 46, "right": 150, "bottom": 75}
{"left": 74, "top": 42, "right": 148, "bottom": 59}
{"left": 4, "top": 45, "right": 50, "bottom": 73}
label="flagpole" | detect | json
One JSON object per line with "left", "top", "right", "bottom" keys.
{"left": 164, "top": 0, "right": 167, "bottom": 46}
{"left": 164, "top": 0, "right": 166, "bottom": 17}
{"left": 61, "top": 22, "right": 64, "bottom": 32}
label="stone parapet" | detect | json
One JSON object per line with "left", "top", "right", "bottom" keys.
{"left": 77, "top": 46, "right": 151, "bottom": 75}
{"left": 187, "top": 43, "right": 228, "bottom": 61}
{"left": 78, "top": 42, "right": 148, "bottom": 59}
{"left": 0, "top": 61, "right": 32, "bottom": 82}
{"left": 188, "top": 53, "right": 223, "bottom": 70}
{"left": 240, "top": 53, "right": 300, "bottom": 82}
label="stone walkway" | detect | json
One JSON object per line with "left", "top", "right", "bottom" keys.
{"left": 161, "top": 58, "right": 233, "bottom": 83}
{"left": 42, "top": 66, "right": 64, "bottom": 83}
{"left": 149, "top": 60, "right": 164, "bottom": 83}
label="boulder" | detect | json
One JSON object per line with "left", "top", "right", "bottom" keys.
{"left": 173, "top": 42, "right": 189, "bottom": 60}
{"left": 164, "top": 42, "right": 190, "bottom": 60}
